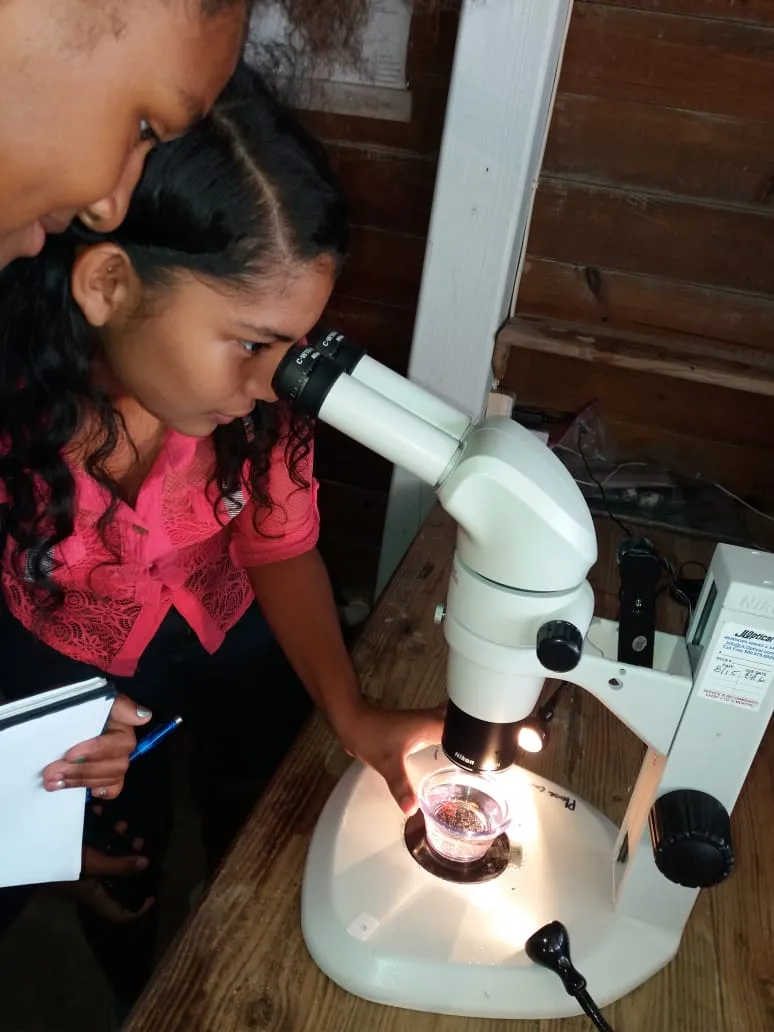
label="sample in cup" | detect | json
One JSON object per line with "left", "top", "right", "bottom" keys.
{"left": 418, "top": 767, "right": 510, "bottom": 864}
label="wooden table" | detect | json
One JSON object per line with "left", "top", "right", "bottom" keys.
{"left": 125, "top": 509, "right": 774, "bottom": 1032}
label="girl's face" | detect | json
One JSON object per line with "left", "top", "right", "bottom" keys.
{"left": 96, "top": 259, "right": 336, "bottom": 438}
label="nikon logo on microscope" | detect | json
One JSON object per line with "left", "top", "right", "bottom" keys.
{"left": 453, "top": 752, "right": 475, "bottom": 766}
{"left": 734, "top": 629, "right": 774, "bottom": 643}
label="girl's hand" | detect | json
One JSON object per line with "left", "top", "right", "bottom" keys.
{"left": 75, "top": 844, "right": 155, "bottom": 923}
{"left": 338, "top": 702, "right": 446, "bottom": 814}
{"left": 63, "top": 806, "right": 155, "bottom": 922}
{"left": 41, "top": 694, "right": 152, "bottom": 799}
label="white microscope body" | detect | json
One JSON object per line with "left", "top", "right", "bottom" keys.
{"left": 273, "top": 336, "right": 774, "bottom": 1020}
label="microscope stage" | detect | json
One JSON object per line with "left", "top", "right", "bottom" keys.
{"left": 301, "top": 748, "right": 680, "bottom": 1019}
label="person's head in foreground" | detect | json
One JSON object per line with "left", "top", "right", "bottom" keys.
{"left": 0, "top": 0, "right": 250, "bottom": 268}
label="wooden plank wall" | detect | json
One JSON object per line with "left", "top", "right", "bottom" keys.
{"left": 297, "top": 7, "right": 459, "bottom": 603}
{"left": 505, "top": 1, "right": 774, "bottom": 507}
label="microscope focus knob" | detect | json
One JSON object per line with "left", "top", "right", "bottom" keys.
{"left": 649, "top": 789, "right": 734, "bottom": 889}
{"left": 536, "top": 621, "right": 583, "bottom": 673}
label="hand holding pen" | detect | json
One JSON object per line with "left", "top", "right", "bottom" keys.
{"left": 81, "top": 715, "right": 184, "bottom": 916}
{"left": 81, "top": 714, "right": 184, "bottom": 916}
{"left": 42, "top": 694, "right": 154, "bottom": 797}
{"left": 86, "top": 716, "right": 183, "bottom": 802}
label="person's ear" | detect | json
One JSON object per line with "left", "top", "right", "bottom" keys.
{"left": 70, "top": 245, "right": 139, "bottom": 328}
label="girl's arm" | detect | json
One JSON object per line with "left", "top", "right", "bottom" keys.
{"left": 246, "top": 549, "right": 443, "bottom": 813}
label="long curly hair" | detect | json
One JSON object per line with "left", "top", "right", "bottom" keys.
{"left": 0, "top": 61, "right": 348, "bottom": 604}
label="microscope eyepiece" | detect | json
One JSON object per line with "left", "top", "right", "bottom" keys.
{"left": 272, "top": 343, "right": 342, "bottom": 416}
{"left": 273, "top": 328, "right": 367, "bottom": 415}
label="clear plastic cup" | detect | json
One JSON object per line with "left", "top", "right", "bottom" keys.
{"left": 417, "top": 767, "right": 510, "bottom": 864}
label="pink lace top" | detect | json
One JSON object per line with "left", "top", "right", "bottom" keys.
{"left": 1, "top": 430, "right": 319, "bottom": 676}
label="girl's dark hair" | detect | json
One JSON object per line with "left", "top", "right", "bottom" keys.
{"left": 0, "top": 61, "right": 348, "bottom": 603}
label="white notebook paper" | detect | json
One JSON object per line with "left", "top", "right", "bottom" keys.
{"left": 0, "top": 677, "right": 115, "bottom": 888}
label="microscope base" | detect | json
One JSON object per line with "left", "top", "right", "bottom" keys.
{"left": 301, "top": 749, "right": 679, "bottom": 1019}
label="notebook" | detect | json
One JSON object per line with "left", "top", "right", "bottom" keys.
{"left": 0, "top": 677, "right": 116, "bottom": 888}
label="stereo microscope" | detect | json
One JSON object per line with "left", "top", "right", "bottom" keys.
{"left": 271, "top": 332, "right": 774, "bottom": 1024}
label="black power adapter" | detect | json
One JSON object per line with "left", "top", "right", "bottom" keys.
{"left": 616, "top": 537, "right": 663, "bottom": 668}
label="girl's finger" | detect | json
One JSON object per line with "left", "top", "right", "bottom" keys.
{"left": 43, "top": 761, "right": 128, "bottom": 788}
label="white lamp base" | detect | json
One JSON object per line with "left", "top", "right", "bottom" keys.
{"left": 301, "top": 747, "right": 679, "bottom": 1019}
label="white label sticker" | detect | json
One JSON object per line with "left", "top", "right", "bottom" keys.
{"left": 347, "top": 913, "right": 380, "bottom": 942}
{"left": 699, "top": 622, "right": 774, "bottom": 711}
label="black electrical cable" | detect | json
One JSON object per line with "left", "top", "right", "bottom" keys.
{"left": 657, "top": 556, "right": 708, "bottom": 634}
{"left": 576, "top": 989, "right": 617, "bottom": 1032}
{"left": 576, "top": 424, "right": 634, "bottom": 538}
{"left": 536, "top": 680, "right": 570, "bottom": 723}
{"left": 525, "top": 922, "right": 620, "bottom": 1031}
{"left": 679, "top": 559, "right": 708, "bottom": 578}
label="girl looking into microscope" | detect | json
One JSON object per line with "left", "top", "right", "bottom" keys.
{"left": 0, "top": 60, "right": 441, "bottom": 1001}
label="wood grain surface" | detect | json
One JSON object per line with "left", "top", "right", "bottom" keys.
{"left": 543, "top": 92, "right": 774, "bottom": 211}
{"left": 497, "top": 316, "right": 774, "bottom": 396}
{"left": 575, "top": 1, "right": 774, "bottom": 26}
{"left": 124, "top": 510, "right": 774, "bottom": 1032}
{"left": 562, "top": 5, "right": 774, "bottom": 120}
{"left": 517, "top": 259, "right": 774, "bottom": 352}
{"left": 528, "top": 179, "right": 774, "bottom": 297}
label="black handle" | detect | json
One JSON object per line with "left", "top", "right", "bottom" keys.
{"left": 525, "top": 921, "right": 618, "bottom": 1032}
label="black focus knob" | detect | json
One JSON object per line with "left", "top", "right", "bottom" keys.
{"left": 649, "top": 789, "right": 734, "bottom": 889}
{"left": 536, "top": 621, "right": 583, "bottom": 673}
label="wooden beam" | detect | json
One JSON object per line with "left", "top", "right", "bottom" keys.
{"left": 500, "top": 344, "right": 774, "bottom": 451}
{"left": 527, "top": 179, "right": 774, "bottom": 297}
{"left": 576, "top": 0, "right": 774, "bottom": 27}
{"left": 497, "top": 316, "right": 774, "bottom": 396}
{"left": 517, "top": 259, "right": 774, "bottom": 352}
{"left": 562, "top": 4, "right": 774, "bottom": 120}
{"left": 543, "top": 93, "right": 774, "bottom": 210}
{"left": 498, "top": 342, "right": 774, "bottom": 507}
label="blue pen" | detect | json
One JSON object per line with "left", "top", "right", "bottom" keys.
{"left": 86, "top": 716, "right": 183, "bottom": 801}
{"left": 129, "top": 715, "right": 183, "bottom": 761}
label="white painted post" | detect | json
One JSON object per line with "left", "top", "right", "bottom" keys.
{"left": 376, "top": 0, "right": 573, "bottom": 594}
